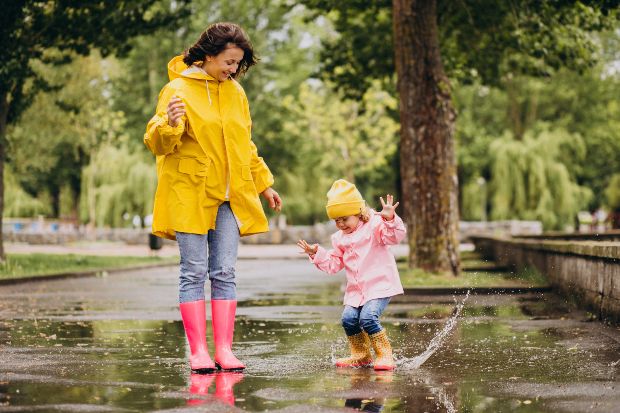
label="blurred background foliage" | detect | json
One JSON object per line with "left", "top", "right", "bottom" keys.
{"left": 5, "top": 0, "right": 620, "bottom": 230}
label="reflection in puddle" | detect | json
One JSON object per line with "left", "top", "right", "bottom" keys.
{"left": 188, "top": 371, "right": 244, "bottom": 406}
{"left": 345, "top": 398, "right": 385, "bottom": 412}
{"left": 343, "top": 369, "right": 392, "bottom": 412}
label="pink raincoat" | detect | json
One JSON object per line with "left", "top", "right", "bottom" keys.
{"left": 311, "top": 210, "right": 406, "bottom": 306}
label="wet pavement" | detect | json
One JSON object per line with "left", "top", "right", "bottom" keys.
{"left": 0, "top": 259, "right": 618, "bottom": 412}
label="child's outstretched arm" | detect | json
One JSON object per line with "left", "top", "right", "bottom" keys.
{"left": 374, "top": 194, "right": 407, "bottom": 245}
{"left": 297, "top": 238, "right": 345, "bottom": 274}
{"left": 297, "top": 239, "right": 318, "bottom": 256}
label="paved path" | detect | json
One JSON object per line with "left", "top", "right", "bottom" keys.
{"left": 0, "top": 258, "right": 618, "bottom": 412}
{"left": 5, "top": 241, "right": 411, "bottom": 259}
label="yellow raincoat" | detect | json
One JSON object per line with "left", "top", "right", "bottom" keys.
{"left": 144, "top": 56, "right": 274, "bottom": 240}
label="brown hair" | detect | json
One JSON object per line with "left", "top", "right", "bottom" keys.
{"left": 183, "top": 22, "right": 258, "bottom": 78}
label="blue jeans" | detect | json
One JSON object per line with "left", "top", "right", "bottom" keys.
{"left": 341, "top": 298, "right": 391, "bottom": 336}
{"left": 177, "top": 202, "right": 240, "bottom": 303}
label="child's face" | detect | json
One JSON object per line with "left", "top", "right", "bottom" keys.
{"left": 334, "top": 215, "right": 360, "bottom": 234}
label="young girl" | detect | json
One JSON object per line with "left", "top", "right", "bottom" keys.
{"left": 297, "top": 179, "right": 406, "bottom": 370}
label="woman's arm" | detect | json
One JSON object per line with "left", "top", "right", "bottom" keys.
{"left": 250, "top": 140, "right": 275, "bottom": 193}
{"left": 242, "top": 92, "right": 274, "bottom": 193}
{"left": 144, "top": 86, "right": 186, "bottom": 156}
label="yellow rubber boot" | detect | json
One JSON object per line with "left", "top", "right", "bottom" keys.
{"left": 335, "top": 332, "right": 373, "bottom": 368}
{"left": 369, "top": 330, "right": 395, "bottom": 371}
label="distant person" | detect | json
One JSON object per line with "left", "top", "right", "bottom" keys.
{"left": 297, "top": 179, "right": 405, "bottom": 370}
{"left": 144, "top": 22, "right": 282, "bottom": 373}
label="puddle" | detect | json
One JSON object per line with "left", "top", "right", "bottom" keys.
{"left": 0, "top": 260, "right": 618, "bottom": 412}
{"left": 399, "top": 291, "right": 470, "bottom": 370}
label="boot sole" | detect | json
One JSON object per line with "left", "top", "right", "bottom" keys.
{"left": 191, "top": 367, "right": 217, "bottom": 374}
{"left": 215, "top": 362, "right": 245, "bottom": 371}
{"left": 335, "top": 362, "right": 373, "bottom": 368}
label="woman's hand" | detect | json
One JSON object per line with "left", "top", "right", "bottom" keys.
{"left": 261, "top": 187, "right": 282, "bottom": 212}
{"left": 297, "top": 239, "right": 318, "bottom": 256}
{"left": 379, "top": 194, "right": 399, "bottom": 221}
{"left": 167, "top": 96, "right": 185, "bottom": 127}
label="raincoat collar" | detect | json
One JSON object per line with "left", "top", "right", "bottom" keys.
{"left": 341, "top": 217, "right": 365, "bottom": 236}
{"left": 167, "top": 55, "right": 217, "bottom": 82}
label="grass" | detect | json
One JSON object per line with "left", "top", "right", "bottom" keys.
{"left": 398, "top": 263, "right": 549, "bottom": 288}
{"left": 0, "top": 254, "right": 178, "bottom": 281}
{"left": 396, "top": 249, "right": 548, "bottom": 288}
{"left": 461, "top": 259, "right": 505, "bottom": 268}
{"left": 396, "top": 250, "right": 485, "bottom": 264}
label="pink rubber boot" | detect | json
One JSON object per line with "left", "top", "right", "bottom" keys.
{"left": 211, "top": 300, "right": 246, "bottom": 370}
{"left": 180, "top": 300, "right": 216, "bottom": 372}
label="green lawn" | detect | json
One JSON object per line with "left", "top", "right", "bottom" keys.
{"left": 461, "top": 259, "right": 505, "bottom": 268}
{"left": 396, "top": 250, "right": 485, "bottom": 264}
{"left": 398, "top": 264, "right": 548, "bottom": 288}
{"left": 0, "top": 254, "right": 177, "bottom": 281}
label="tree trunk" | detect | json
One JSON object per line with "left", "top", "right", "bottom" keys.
{"left": 611, "top": 210, "right": 620, "bottom": 230}
{"left": 392, "top": 0, "right": 460, "bottom": 275}
{"left": 506, "top": 78, "right": 524, "bottom": 140}
{"left": 0, "top": 92, "right": 8, "bottom": 262}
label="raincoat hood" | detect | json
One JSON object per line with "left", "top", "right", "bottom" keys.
{"left": 167, "top": 55, "right": 217, "bottom": 82}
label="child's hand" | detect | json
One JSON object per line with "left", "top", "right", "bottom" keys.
{"left": 297, "top": 239, "right": 318, "bottom": 256}
{"left": 379, "top": 194, "right": 400, "bottom": 221}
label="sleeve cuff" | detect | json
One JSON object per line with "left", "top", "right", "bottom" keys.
{"left": 156, "top": 115, "right": 184, "bottom": 136}
{"left": 252, "top": 163, "right": 275, "bottom": 194}
{"left": 382, "top": 213, "right": 402, "bottom": 227}
{"left": 310, "top": 246, "right": 328, "bottom": 264}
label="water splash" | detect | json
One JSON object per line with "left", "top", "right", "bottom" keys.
{"left": 400, "top": 290, "right": 470, "bottom": 370}
{"left": 330, "top": 339, "right": 342, "bottom": 365}
{"left": 430, "top": 384, "right": 457, "bottom": 413}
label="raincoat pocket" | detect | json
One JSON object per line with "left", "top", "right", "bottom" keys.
{"left": 178, "top": 158, "right": 210, "bottom": 177}
{"left": 176, "top": 157, "right": 211, "bottom": 189}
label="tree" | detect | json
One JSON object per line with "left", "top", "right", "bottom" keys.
{"left": 4, "top": 166, "right": 52, "bottom": 218}
{"left": 279, "top": 81, "right": 400, "bottom": 223}
{"left": 301, "top": 0, "right": 618, "bottom": 274}
{"left": 489, "top": 126, "right": 591, "bottom": 229}
{"left": 7, "top": 52, "right": 121, "bottom": 221}
{"left": 605, "top": 174, "right": 620, "bottom": 228}
{"left": 0, "top": 0, "right": 190, "bottom": 260}
{"left": 393, "top": 0, "right": 459, "bottom": 274}
{"left": 80, "top": 143, "right": 156, "bottom": 228}
{"left": 454, "top": 33, "right": 620, "bottom": 223}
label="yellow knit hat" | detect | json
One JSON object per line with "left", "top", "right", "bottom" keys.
{"left": 326, "top": 179, "right": 366, "bottom": 219}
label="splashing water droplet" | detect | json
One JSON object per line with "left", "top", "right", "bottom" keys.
{"left": 430, "top": 384, "right": 457, "bottom": 413}
{"left": 330, "top": 339, "right": 342, "bottom": 364}
{"left": 400, "top": 290, "right": 470, "bottom": 370}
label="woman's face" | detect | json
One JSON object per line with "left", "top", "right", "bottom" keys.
{"left": 334, "top": 215, "right": 360, "bottom": 234}
{"left": 203, "top": 44, "right": 244, "bottom": 81}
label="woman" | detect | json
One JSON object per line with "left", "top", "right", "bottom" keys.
{"left": 144, "top": 22, "right": 282, "bottom": 373}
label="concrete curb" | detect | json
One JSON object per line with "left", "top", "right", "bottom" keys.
{"left": 471, "top": 235, "right": 620, "bottom": 323}
{"left": 0, "top": 262, "right": 178, "bottom": 286}
{"left": 237, "top": 255, "right": 307, "bottom": 260}
{"left": 400, "top": 286, "right": 552, "bottom": 296}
